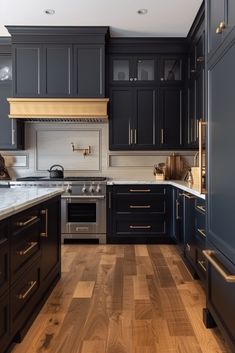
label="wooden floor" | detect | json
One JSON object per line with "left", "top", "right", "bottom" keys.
{"left": 12, "top": 244, "right": 231, "bottom": 353}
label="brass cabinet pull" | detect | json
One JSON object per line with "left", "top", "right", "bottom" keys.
{"left": 129, "top": 189, "right": 151, "bottom": 193}
{"left": 203, "top": 250, "right": 235, "bottom": 283}
{"left": 196, "top": 205, "right": 206, "bottom": 213}
{"left": 219, "top": 21, "right": 226, "bottom": 30}
{"left": 176, "top": 200, "right": 180, "bottom": 220}
{"left": 197, "top": 228, "right": 206, "bottom": 238}
{"left": 198, "top": 260, "right": 207, "bottom": 272}
{"left": 129, "top": 205, "right": 151, "bottom": 209}
{"left": 130, "top": 129, "right": 133, "bottom": 145}
{"left": 186, "top": 243, "right": 191, "bottom": 252}
{"left": 199, "top": 120, "right": 207, "bottom": 194}
{"left": 108, "top": 191, "right": 112, "bottom": 209}
{"left": 161, "top": 128, "right": 164, "bottom": 144}
{"left": 182, "top": 193, "right": 196, "bottom": 199}
{"left": 130, "top": 225, "right": 151, "bottom": 229}
{"left": 128, "top": 123, "right": 131, "bottom": 145}
{"left": 17, "top": 281, "right": 37, "bottom": 300}
{"left": 17, "top": 215, "right": 38, "bottom": 227}
{"left": 134, "top": 129, "right": 137, "bottom": 144}
{"left": 216, "top": 26, "right": 222, "bottom": 34}
{"left": 40, "top": 209, "right": 48, "bottom": 238}
{"left": 17, "top": 242, "right": 38, "bottom": 256}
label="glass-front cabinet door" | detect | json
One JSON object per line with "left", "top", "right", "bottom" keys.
{"left": 112, "top": 58, "right": 131, "bottom": 82}
{"left": 136, "top": 59, "right": 155, "bottom": 82}
{"left": 160, "top": 57, "right": 183, "bottom": 83}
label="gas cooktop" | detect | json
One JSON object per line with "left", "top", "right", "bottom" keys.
{"left": 16, "top": 176, "right": 107, "bottom": 182}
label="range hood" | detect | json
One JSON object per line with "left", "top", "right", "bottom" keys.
{"left": 7, "top": 98, "right": 109, "bottom": 122}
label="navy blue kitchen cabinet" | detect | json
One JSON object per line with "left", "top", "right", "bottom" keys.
{"left": 204, "top": 2, "right": 235, "bottom": 349}
{"left": 159, "top": 87, "right": 184, "bottom": 149}
{"left": 207, "top": 0, "right": 235, "bottom": 58}
{"left": 0, "top": 38, "right": 24, "bottom": 150}
{"left": 7, "top": 26, "right": 108, "bottom": 98}
{"left": 186, "top": 5, "right": 205, "bottom": 148}
{"left": 109, "top": 87, "right": 158, "bottom": 150}
{"left": 107, "top": 185, "right": 172, "bottom": 244}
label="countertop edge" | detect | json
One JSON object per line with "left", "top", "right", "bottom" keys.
{"left": 0, "top": 189, "right": 63, "bottom": 221}
{"left": 107, "top": 180, "right": 206, "bottom": 199}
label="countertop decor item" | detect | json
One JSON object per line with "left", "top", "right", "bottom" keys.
{"left": 153, "top": 163, "right": 166, "bottom": 180}
{"left": 0, "top": 154, "right": 11, "bottom": 180}
{"left": 165, "top": 153, "right": 188, "bottom": 180}
{"left": 48, "top": 164, "right": 64, "bottom": 179}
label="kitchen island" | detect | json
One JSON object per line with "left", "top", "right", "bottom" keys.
{"left": 0, "top": 187, "right": 63, "bottom": 353}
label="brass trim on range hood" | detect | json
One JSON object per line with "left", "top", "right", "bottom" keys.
{"left": 7, "top": 98, "right": 109, "bottom": 120}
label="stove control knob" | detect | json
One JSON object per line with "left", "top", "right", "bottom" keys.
{"left": 89, "top": 183, "right": 95, "bottom": 193}
{"left": 82, "top": 184, "right": 87, "bottom": 193}
{"left": 66, "top": 184, "right": 72, "bottom": 193}
{"left": 96, "top": 184, "right": 101, "bottom": 193}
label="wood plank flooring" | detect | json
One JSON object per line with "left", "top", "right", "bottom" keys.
{"left": 12, "top": 245, "right": 232, "bottom": 353}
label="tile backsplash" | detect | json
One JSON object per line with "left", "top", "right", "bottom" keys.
{"left": 2, "top": 122, "right": 197, "bottom": 180}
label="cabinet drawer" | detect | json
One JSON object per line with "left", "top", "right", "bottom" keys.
{"left": 114, "top": 214, "right": 166, "bottom": 236}
{"left": 12, "top": 208, "right": 40, "bottom": 233}
{"left": 195, "top": 198, "right": 206, "bottom": 214}
{"left": 115, "top": 194, "right": 166, "bottom": 214}
{"left": 205, "top": 250, "right": 235, "bottom": 342}
{"left": 195, "top": 211, "right": 206, "bottom": 241}
{"left": 0, "top": 292, "right": 10, "bottom": 353}
{"left": 114, "top": 185, "right": 166, "bottom": 195}
{"left": 11, "top": 217, "right": 41, "bottom": 282}
{"left": 11, "top": 260, "right": 40, "bottom": 335}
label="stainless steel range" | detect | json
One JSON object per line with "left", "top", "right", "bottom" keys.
{"left": 11, "top": 176, "right": 107, "bottom": 244}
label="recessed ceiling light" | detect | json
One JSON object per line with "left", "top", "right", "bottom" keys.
{"left": 137, "top": 9, "right": 148, "bottom": 15}
{"left": 44, "top": 9, "right": 55, "bottom": 15}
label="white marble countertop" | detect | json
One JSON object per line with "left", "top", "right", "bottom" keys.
{"left": 0, "top": 187, "right": 64, "bottom": 221}
{"left": 107, "top": 179, "right": 206, "bottom": 199}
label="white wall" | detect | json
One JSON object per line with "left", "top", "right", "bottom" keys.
{"left": 2, "top": 122, "right": 197, "bottom": 180}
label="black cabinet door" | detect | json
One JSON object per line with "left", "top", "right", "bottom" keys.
{"left": 0, "top": 220, "right": 9, "bottom": 298}
{"left": 43, "top": 45, "right": 72, "bottom": 97}
{"left": 74, "top": 45, "right": 104, "bottom": 97}
{"left": 133, "top": 87, "right": 157, "bottom": 149}
{"left": 207, "top": 39, "right": 235, "bottom": 263}
{"left": 208, "top": 0, "right": 225, "bottom": 55}
{"left": 159, "top": 87, "right": 183, "bottom": 148}
{"left": 13, "top": 45, "right": 42, "bottom": 97}
{"left": 109, "top": 87, "right": 133, "bottom": 150}
{"left": 160, "top": 56, "right": 184, "bottom": 84}
{"left": 0, "top": 292, "right": 10, "bottom": 353}
{"left": 110, "top": 56, "right": 133, "bottom": 84}
{"left": 40, "top": 198, "right": 61, "bottom": 282}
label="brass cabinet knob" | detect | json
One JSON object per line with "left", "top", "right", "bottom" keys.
{"left": 216, "top": 26, "right": 222, "bottom": 34}
{"left": 219, "top": 21, "right": 226, "bottom": 30}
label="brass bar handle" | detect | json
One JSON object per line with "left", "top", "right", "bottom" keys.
{"left": 198, "top": 260, "right": 207, "bottom": 272}
{"left": 40, "top": 209, "right": 48, "bottom": 238}
{"left": 161, "top": 128, "right": 164, "bottom": 144}
{"left": 134, "top": 129, "right": 137, "bottom": 144}
{"left": 182, "top": 193, "right": 196, "bottom": 199}
{"left": 199, "top": 120, "right": 207, "bottom": 194}
{"left": 203, "top": 250, "right": 235, "bottom": 283}
{"left": 129, "top": 205, "right": 151, "bottom": 209}
{"left": 130, "top": 225, "right": 151, "bottom": 229}
{"left": 17, "top": 242, "right": 38, "bottom": 256}
{"left": 197, "top": 228, "right": 206, "bottom": 238}
{"left": 128, "top": 125, "right": 131, "bottom": 145}
{"left": 176, "top": 200, "right": 180, "bottom": 220}
{"left": 186, "top": 243, "right": 191, "bottom": 252}
{"left": 17, "top": 215, "right": 39, "bottom": 227}
{"left": 129, "top": 189, "right": 151, "bottom": 193}
{"left": 216, "top": 26, "right": 222, "bottom": 34}
{"left": 130, "top": 129, "right": 133, "bottom": 145}
{"left": 17, "top": 281, "right": 37, "bottom": 300}
{"left": 108, "top": 191, "right": 112, "bottom": 209}
{"left": 196, "top": 205, "right": 206, "bottom": 213}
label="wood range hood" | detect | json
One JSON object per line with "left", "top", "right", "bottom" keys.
{"left": 7, "top": 98, "right": 109, "bottom": 122}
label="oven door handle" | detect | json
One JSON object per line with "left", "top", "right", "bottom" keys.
{"left": 61, "top": 195, "right": 105, "bottom": 199}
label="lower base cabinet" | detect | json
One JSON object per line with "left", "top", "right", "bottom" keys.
{"left": 107, "top": 185, "right": 172, "bottom": 244}
{"left": 0, "top": 195, "right": 61, "bottom": 353}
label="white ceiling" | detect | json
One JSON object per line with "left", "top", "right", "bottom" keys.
{"left": 0, "top": 0, "right": 203, "bottom": 38}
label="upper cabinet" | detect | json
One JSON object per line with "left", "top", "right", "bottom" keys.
{"left": 0, "top": 39, "right": 24, "bottom": 150}
{"left": 160, "top": 56, "right": 183, "bottom": 83}
{"left": 7, "top": 26, "right": 109, "bottom": 98}
{"left": 208, "top": 0, "right": 235, "bottom": 57}
{"left": 110, "top": 56, "right": 156, "bottom": 85}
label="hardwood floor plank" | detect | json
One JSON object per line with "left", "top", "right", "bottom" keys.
{"left": 12, "top": 244, "right": 231, "bottom": 353}
{"left": 73, "top": 281, "right": 95, "bottom": 298}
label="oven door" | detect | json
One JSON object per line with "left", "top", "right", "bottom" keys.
{"left": 61, "top": 196, "right": 106, "bottom": 235}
